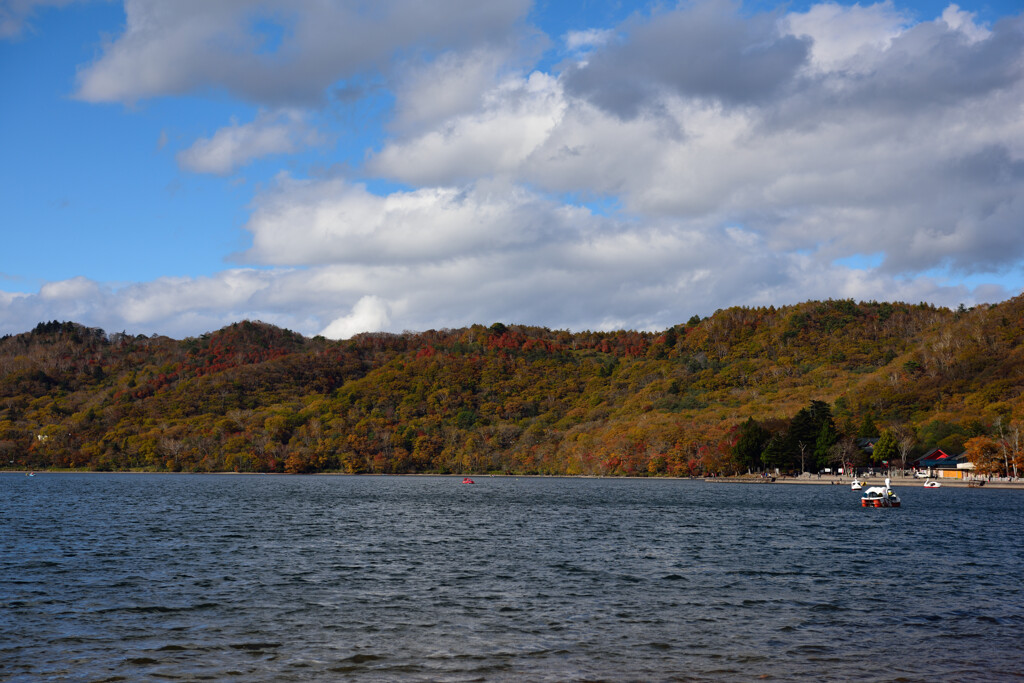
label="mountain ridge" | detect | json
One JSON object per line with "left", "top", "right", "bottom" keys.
{"left": 2, "top": 296, "right": 1021, "bottom": 474}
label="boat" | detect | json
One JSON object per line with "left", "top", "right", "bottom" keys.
{"left": 26, "top": 471, "right": 35, "bottom": 477}
{"left": 923, "top": 479, "right": 940, "bottom": 488}
{"left": 968, "top": 480, "right": 986, "bottom": 488}
{"left": 462, "top": 477, "right": 475, "bottom": 484}
{"left": 861, "top": 478, "right": 901, "bottom": 507}
{"left": 850, "top": 479, "right": 863, "bottom": 490}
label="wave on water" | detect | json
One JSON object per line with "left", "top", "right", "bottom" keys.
{"left": 2, "top": 473, "right": 1023, "bottom": 681}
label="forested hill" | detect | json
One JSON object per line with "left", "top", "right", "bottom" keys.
{"left": 2, "top": 296, "right": 1022, "bottom": 475}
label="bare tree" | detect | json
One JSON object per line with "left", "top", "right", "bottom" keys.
{"left": 1010, "top": 421, "right": 1022, "bottom": 479}
{"left": 893, "top": 424, "right": 917, "bottom": 475}
{"left": 828, "top": 436, "right": 859, "bottom": 477}
{"left": 995, "top": 417, "right": 1021, "bottom": 479}
{"left": 796, "top": 440, "right": 810, "bottom": 475}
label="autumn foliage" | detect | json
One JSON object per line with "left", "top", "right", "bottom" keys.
{"left": 3, "top": 296, "right": 1024, "bottom": 475}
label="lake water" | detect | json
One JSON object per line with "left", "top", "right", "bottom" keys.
{"left": 2, "top": 474, "right": 1023, "bottom": 682}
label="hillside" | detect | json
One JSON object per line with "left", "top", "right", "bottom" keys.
{"left": 2, "top": 297, "right": 1022, "bottom": 475}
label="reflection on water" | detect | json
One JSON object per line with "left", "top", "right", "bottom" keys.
{"left": 2, "top": 474, "right": 1022, "bottom": 681}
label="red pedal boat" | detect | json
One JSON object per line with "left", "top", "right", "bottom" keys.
{"left": 861, "top": 478, "right": 900, "bottom": 507}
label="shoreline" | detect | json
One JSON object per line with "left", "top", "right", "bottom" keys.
{"left": 704, "top": 475, "right": 1024, "bottom": 489}
{"left": 8, "top": 469, "right": 1024, "bottom": 489}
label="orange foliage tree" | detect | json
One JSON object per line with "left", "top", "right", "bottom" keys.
{"left": 963, "top": 436, "right": 1003, "bottom": 476}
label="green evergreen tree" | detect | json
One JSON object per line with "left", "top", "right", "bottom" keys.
{"left": 814, "top": 420, "right": 839, "bottom": 469}
{"left": 788, "top": 400, "right": 836, "bottom": 472}
{"left": 871, "top": 429, "right": 899, "bottom": 465}
{"left": 787, "top": 408, "right": 817, "bottom": 460}
{"left": 733, "top": 417, "right": 769, "bottom": 472}
{"left": 858, "top": 414, "right": 879, "bottom": 438}
{"left": 761, "top": 433, "right": 789, "bottom": 471}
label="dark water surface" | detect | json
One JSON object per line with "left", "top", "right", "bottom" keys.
{"left": 2, "top": 474, "right": 1023, "bottom": 682}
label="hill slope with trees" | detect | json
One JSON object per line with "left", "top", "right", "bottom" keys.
{"left": 3, "top": 296, "right": 1023, "bottom": 475}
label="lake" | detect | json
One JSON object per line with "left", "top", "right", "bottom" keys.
{"left": 2, "top": 474, "right": 1022, "bottom": 681}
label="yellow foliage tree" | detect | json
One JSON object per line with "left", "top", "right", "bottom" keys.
{"left": 963, "top": 436, "right": 1002, "bottom": 476}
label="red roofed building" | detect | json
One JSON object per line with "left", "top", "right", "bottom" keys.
{"left": 913, "top": 448, "right": 973, "bottom": 479}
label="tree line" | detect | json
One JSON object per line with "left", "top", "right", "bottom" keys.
{"left": 2, "top": 295, "right": 1023, "bottom": 475}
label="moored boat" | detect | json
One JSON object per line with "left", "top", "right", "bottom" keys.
{"left": 923, "top": 479, "right": 940, "bottom": 488}
{"left": 850, "top": 479, "right": 862, "bottom": 490}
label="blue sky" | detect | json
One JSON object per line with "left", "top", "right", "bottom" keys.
{"left": 2, "top": 0, "right": 1023, "bottom": 338}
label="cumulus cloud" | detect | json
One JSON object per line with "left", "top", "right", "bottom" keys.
{"left": 4, "top": 0, "right": 1023, "bottom": 340}
{"left": 783, "top": 1, "right": 910, "bottom": 73}
{"left": 389, "top": 46, "right": 527, "bottom": 135}
{"left": 941, "top": 3, "right": 991, "bottom": 43}
{"left": 238, "top": 174, "right": 591, "bottom": 266}
{"left": 371, "top": 1, "right": 1024, "bottom": 279}
{"left": 73, "top": 0, "right": 531, "bottom": 105}
{"left": 176, "top": 110, "right": 322, "bottom": 175}
{"left": 562, "top": 0, "right": 811, "bottom": 115}
{"left": 1, "top": 228, "right": 1014, "bottom": 339}
{"left": 39, "top": 275, "right": 102, "bottom": 301}
{"left": 0, "top": 270, "right": 327, "bottom": 338}
{"left": 320, "top": 296, "right": 391, "bottom": 339}
{"left": 369, "top": 71, "right": 567, "bottom": 185}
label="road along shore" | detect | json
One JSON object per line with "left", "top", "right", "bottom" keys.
{"left": 705, "top": 476, "right": 1024, "bottom": 489}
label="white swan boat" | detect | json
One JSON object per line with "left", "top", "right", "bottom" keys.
{"left": 923, "top": 479, "right": 940, "bottom": 488}
{"left": 850, "top": 479, "right": 863, "bottom": 490}
{"left": 861, "top": 478, "right": 901, "bottom": 507}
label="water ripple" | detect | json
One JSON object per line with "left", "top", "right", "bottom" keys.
{"left": 2, "top": 474, "right": 1023, "bottom": 681}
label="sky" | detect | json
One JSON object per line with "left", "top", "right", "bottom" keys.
{"left": 2, "top": 0, "right": 1023, "bottom": 339}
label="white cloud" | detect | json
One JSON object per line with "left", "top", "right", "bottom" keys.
{"left": 368, "top": 2, "right": 1024, "bottom": 280}
{"left": 176, "top": 110, "right": 321, "bottom": 175}
{"left": 39, "top": 275, "right": 102, "bottom": 300}
{"left": 5, "top": 0, "right": 1024, "bottom": 340}
{"left": 0, "top": 290, "right": 29, "bottom": 306}
{"left": 390, "top": 47, "right": 519, "bottom": 135}
{"left": 369, "top": 71, "right": 566, "bottom": 184}
{"left": 2, "top": 230, "right": 1016, "bottom": 339}
{"left": 783, "top": 1, "right": 909, "bottom": 73}
{"left": 73, "top": 0, "right": 532, "bottom": 105}
{"left": 941, "top": 4, "right": 990, "bottom": 43}
{"left": 320, "top": 295, "right": 391, "bottom": 339}
{"left": 564, "top": 28, "right": 615, "bottom": 52}
{"left": 239, "top": 174, "right": 589, "bottom": 267}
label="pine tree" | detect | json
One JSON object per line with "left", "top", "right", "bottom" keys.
{"left": 733, "top": 417, "right": 769, "bottom": 472}
{"left": 858, "top": 414, "right": 878, "bottom": 438}
{"left": 814, "top": 420, "right": 839, "bottom": 469}
{"left": 871, "top": 429, "right": 898, "bottom": 466}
